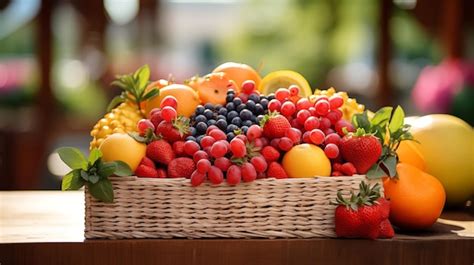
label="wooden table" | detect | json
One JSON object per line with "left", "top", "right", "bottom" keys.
{"left": 0, "top": 191, "right": 473, "bottom": 265}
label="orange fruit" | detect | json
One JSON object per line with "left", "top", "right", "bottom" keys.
{"left": 144, "top": 84, "right": 200, "bottom": 118}
{"left": 212, "top": 62, "right": 261, "bottom": 92}
{"left": 396, "top": 141, "right": 426, "bottom": 171}
{"left": 99, "top": 133, "right": 146, "bottom": 172}
{"left": 187, "top": 72, "right": 237, "bottom": 105}
{"left": 282, "top": 144, "right": 331, "bottom": 178}
{"left": 383, "top": 163, "right": 446, "bottom": 230}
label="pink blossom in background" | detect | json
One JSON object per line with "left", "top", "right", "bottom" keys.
{"left": 412, "top": 59, "right": 474, "bottom": 113}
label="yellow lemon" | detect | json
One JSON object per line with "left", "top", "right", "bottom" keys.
{"left": 99, "top": 133, "right": 146, "bottom": 172}
{"left": 259, "top": 70, "right": 312, "bottom": 97}
{"left": 282, "top": 144, "right": 331, "bottom": 178}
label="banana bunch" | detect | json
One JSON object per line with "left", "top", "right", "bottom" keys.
{"left": 89, "top": 65, "right": 159, "bottom": 150}
{"left": 313, "top": 87, "right": 365, "bottom": 121}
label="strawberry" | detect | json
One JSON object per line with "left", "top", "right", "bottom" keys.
{"left": 334, "top": 181, "right": 387, "bottom": 239}
{"left": 377, "top": 219, "right": 395, "bottom": 238}
{"left": 261, "top": 146, "right": 280, "bottom": 162}
{"left": 331, "top": 171, "right": 343, "bottom": 177}
{"left": 135, "top": 165, "right": 158, "bottom": 178}
{"left": 172, "top": 141, "right": 186, "bottom": 157}
{"left": 340, "top": 129, "right": 382, "bottom": 174}
{"left": 260, "top": 112, "right": 291, "bottom": 139}
{"left": 266, "top": 162, "right": 288, "bottom": 179}
{"left": 167, "top": 157, "right": 196, "bottom": 178}
{"left": 155, "top": 117, "right": 190, "bottom": 143}
{"left": 140, "top": 157, "right": 156, "bottom": 169}
{"left": 157, "top": 168, "right": 167, "bottom": 178}
{"left": 146, "top": 139, "right": 175, "bottom": 165}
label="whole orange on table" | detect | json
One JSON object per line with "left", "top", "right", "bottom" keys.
{"left": 383, "top": 163, "right": 446, "bottom": 230}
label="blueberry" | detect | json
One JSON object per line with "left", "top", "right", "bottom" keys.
{"left": 204, "top": 109, "right": 214, "bottom": 119}
{"left": 196, "top": 122, "right": 208, "bottom": 134}
{"left": 186, "top": 136, "right": 197, "bottom": 142}
{"left": 226, "top": 124, "right": 238, "bottom": 133}
{"left": 236, "top": 104, "right": 246, "bottom": 112}
{"left": 226, "top": 132, "right": 235, "bottom": 142}
{"left": 226, "top": 102, "right": 235, "bottom": 111}
{"left": 226, "top": 94, "right": 234, "bottom": 103}
{"left": 240, "top": 109, "right": 253, "bottom": 120}
{"left": 256, "top": 115, "right": 264, "bottom": 123}
{"left": 241, "top": 126, "right": 249, "bottom": 134}
{"left": 217, "top": 115, "right": 227, "bottom": 121}
{"left": 267, "top": 94, "right": 276, "bottom": 101}
{"left": 204, "top": 103, "right": 215, "bottom": 110}
{"left": 246, "top": 100, "right": 256, "bottom": 112}
{"left": 196, "top": 135, "right": 205, "bottom": 144}
{"left": 260, "top": 98, "right": 269, "bottom": 109}
{"left": 249, "top": 93, "right": 260, "bottom": 103}
{"left": 227, "top": 110, "right": 239, "bottom": 121}
{"left": 215, "top": 104, "right": 223, "bottom": 110}
{"left": 255, "top": 104, "right": 264, "bottom": 115}
{"left": 216, "top": 119, "right": 227, "bottom": 130}
{"left": 242, "top": 120, "right": 253, "bottom": 127}
{"left": 195, "top": 105, "right": 205, "bottom": 115}
{"left": 250, "top": 115, "right": 257, "bottom": 123}
{"left": 195, "top": 114, "right": 207, "bottom": 123}
{"left": 233, "top": 97, "right": 242, "bottom": 106}
{"left": 231, "top": 117, "right": 242, "bottom": 126}
{"left": 189, "top": 127, "right": 197, "bottom": 136}
{"left": 218, "top": 108, "right": 228, "bottom": 116}
{"left": 227, "top": 89, "right": 235, "bottom": 95}
{"left": 207, "top": 119, "right": 217, "bottom": 126}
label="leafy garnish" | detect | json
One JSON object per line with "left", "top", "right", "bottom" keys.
{"left": 108, "top": 64, "right": 159, "bottom": 112}
{"left": 57, "top": 147, "right": 132, "bottom": 203}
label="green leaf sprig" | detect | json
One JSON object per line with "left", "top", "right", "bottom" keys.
{"left": 57, "top": 147, "right": 133, "bottom": 203}
{"left": 108, "top": 64, "right": 159, "bottom": 112}
{"left": 351, "top": 106, "right": 414, "bottom": 180}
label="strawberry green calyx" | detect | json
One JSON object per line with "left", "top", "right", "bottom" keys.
{"left": 259, "top": 111, "right": 279, "bottom": 127}
{"left": 129, "top": 128, "right": 160, "bottom": 144}
{"left": 230, "top": 141, "right": 262, "bottom": 165}
{"left": 172, "top": 116, "right": 191, "bottom": 137}
{"left": 335, "top": 181, "right": 382, "bottom": 211}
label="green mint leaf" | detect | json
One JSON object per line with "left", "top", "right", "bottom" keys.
{"left": 383, "top": 155, "right": 397, "bottom": 177}
{"left": 113, "top": 161, "right": 133, "bottom": 177}
{"left": 142, "top": 89, "right": 160, "bottom": 100}
{"left": 107, "top": 95, "right": 125, "bottom": 112}
{"left": 389, "top": 106, "right": 405, "bottom": 133}
{"left": 56, "top": 147, "right": 87, "bottom": 170}
{"left": 98, "top": 161, "right": 117, "bottom": 178}
{"left": 371, "top": 106, "right": 393, "bottom": 126}
{"left": 355, "top": 111, "right": 371, "bottom": 132}
{"left": 135, "top": 64, "right": 150, "bottom": 92}
{"left": 366, "top": 163, "right": 387, "bottom": 179}
{"left": 88, "top": 179, "right": 114, "bottom": 203}
{"left": 80, "top": 170, "right": 89, "bottom": 181}
{"left": 89, "top": 174, "right": 100, "bottom": 184}
{"left": 88, "top": 148, "right": 102, "bottom": 165}
{"left": 62, "top": 169, "right": 84, "bottom": 191}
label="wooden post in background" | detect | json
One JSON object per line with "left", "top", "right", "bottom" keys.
{"left": 378, "top": 0, "right": 392, "bottom": 107}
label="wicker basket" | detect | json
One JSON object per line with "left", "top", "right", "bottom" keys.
{"left": 85, "top": 175, "right": 380, "bottom": 239}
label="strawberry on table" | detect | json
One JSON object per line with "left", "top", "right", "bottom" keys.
{"left": 334, "top": 181, "right": 394, "bottom": 239}
{"left": 340, "top": 128, "right": 382, "bottom": 174}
